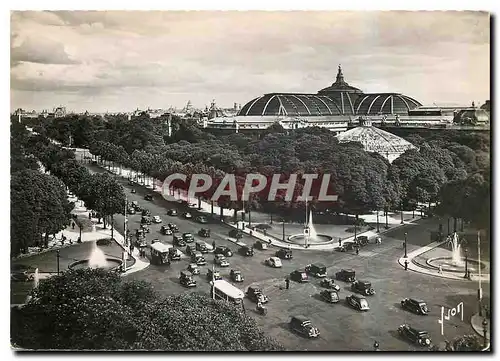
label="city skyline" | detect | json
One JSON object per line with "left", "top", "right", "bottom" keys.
{"left": 11, "top": 11, "right": 490, "bottom": 113}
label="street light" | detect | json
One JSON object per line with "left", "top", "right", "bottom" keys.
{"left": 482, "top": 318, "right": 488, "bottom": 347}
{"left": 463, "top": 247, "right": 469, "bottom": 279}
{"left": 56, "top": 250, "right": 60, "bottom": 275}
{"left": 376, "top": 211, "right": 380, "bottom": 233}
{"left": 404, "top": 232, "right": 408, "bottom": 258}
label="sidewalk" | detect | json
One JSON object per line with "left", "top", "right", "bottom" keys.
{"left": 471, "top": 313, "right": 490, "bottom": 341}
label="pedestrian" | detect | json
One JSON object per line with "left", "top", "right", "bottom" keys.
{"left": 212, "top": 240, "right": 216, "bottom": 250}
{"left": 71, "top": 222, "right": 75, "bottom": 230}
{"left": 404, "top": 260, "right": 408, "bottom": 271}
{"left": 355, "top": 247, "right": 359, "bottom": 255}
{"left": 338, "top": 238, "right": 342, "bottom": 247}
{"left": 438, "top": 265, "right": 443, "bottom": 274}
{"left": 376, "top": 236, "right": 381, "bottom": 245}
{"left": 130, "top": 243, "right": 135, "bottom": 254}
{"left": 285, "top": 276, "right": 290, "bottom": 290}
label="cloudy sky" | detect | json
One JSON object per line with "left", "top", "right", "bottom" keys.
{"left": 10, "top": 11, "right": 490, "bottom": 113}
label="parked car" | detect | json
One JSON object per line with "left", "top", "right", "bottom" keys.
{"left": 276, "top": 249, "right": 293, "bottom": 260}
{"left": 290, "top": 269, "right": 310, "bottom": 283}
{"left": 289, "top": 316, "right": 320, "bottom": 338}
{"left": 320, "top": 278, "right": 340, "bottom": 291}
{"left": 198, "top": 228, "right": 211, "bottom": 237}
{"left": 265, "top": 257, "right": 282, "bottom": 268}
{"left": 356, "top": 236, "right": 369, "bottom": 246}
{"left": 167, "top": 209, "right": 178, "bottom": 216}
{"left": 336, "top": 242, "right": 354, "bottom": 252}
{"left": 335, "top": 269, "right": 356, "bottom": 282}
{"left": 135, "top": 228, "right": 146, "bottom": 238}
{"left": 152, "top": 216, "right": 162, "bottom": 224}
{"left": 187, "top": 263, "right": 200, "bottom": 275}
{"left": 185, "top": 245, "right": 195, "bottom": 256}
{"left": 127, "top": 207, "right": 136, "bottom": 215}
{"left": 131, "top": 200, "right": 140, "bottom": 210}
{"left": 183, "top": 212, "right": 193, "bottom": 219}
{"left": 214, "top": 246, "right": 233, "bottom": 257}
{"left": 160, "top": 225, "right": 172, "bottom": 235}
{"left": 305, "top": 263, "right": 327, "bottom": 278}
{"left": 179, "top": 271, "right": 196, "bottom": 287}
{"left": 191, "top": 251, "right": 206, "bottom": 266}
{"left": 346, "top": 294, "right": 370, "bottom": 311}
{"left": 196, "top": 215, "right": 208, "bottom": 224}
{"left": 254, "top": 240, "right": 268, "bottom": 250}
{"left": 140, "top": 224, "right": 150, "bottom": 233}
{"left": 131, "top": 189, "right": 136, "bottom": 194}
{"left": 188, "top": 202, "right": 198, "bottom": 209}
{"left": 182, "top": 233, "right": 194, "bottom": 243}
{"left": 168, "top": 223, "right": 179, "bottom": 232}
{"left": 207, "top": 268, "right": 222, "bottom": 281}
{"left": 246, "top": 286, "right": 269, "bottom": 303}
{"left": 141, "top": 216, "right": 152, "bottom": 225}
{"left": 141, "top": 209, "right": 151, "bottom": 217}
{"left": 173, "top": 235, "right": 186, "bottom": 247}
{"left": 195, "top": 241, "right": 209, "bottom": 254}
{"left": 351, "top": 280, "right": 376, "bottom": 296}
{"left": 214, "top": 254, "right": 230, "bottom": 267}
{"left": 144, "top": 194, "right": 153, "bottom": 201}
{"left": 398, "top": 324, "right": 432, "bottom": 346}
{"left": 168, "top": 247, "right": 182, "bottom": 261}
{"left": 238, "top": 245, "right": 254, "bottom": 257}
{"left": 320, "top": 290, "right": 340, "bottom": 303}
{"left": 229, "top": 229, "right": 244, "bottom": 239}
{"left": 401, "top": 298, "right": 429, "bottom": 315}
{"left": 230, "top": 269, "right": 244, "bottom": 282}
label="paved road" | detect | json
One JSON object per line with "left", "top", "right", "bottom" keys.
{"left": 86, "top": 163, "right": 489, "bottom": 351}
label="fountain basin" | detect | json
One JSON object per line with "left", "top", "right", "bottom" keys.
{"left": 287, "top": 234, "right": 333, "bottom": 245}
{"left": 68, "top": 257, "right": 123, "bottom": 272}
{"left": 426, "top": 257, "right": 487, "bottom": 273}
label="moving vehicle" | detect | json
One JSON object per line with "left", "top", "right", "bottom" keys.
{"left": 131, "top": 200, "right": 140, "bottom": 209}
{"left": 186, "top": 263, "right": 200, "bottom": 275}
{"left": 198, "top": 228, "right": 211, "bottom": 237}
{"left": 356, "top": 236, "right": 369, "bottom": 246}
{"left": 337, "top": 242, "right": 354, "bottom": 252}
{"left": 140, "top": 224, "right": 150, "bottom": 233}
{"left": 289, "top": 316, "right": 320, "bottom": 338}
{"left": 173, "top": 235, "right": 186, "bottom": 247}
{"left": 214, "top": 246, "right": 233, "bottom": 257}
{"left": 195, "top": 241, "right": 209, "bottom": 254}
{"left": 276, "top": 249, "right": 293, "bottom": 260}
{"left": 135, "top": 228, "right": 146, "bottom": 238}
{"left": 207, "top": 268, "right": 223, "bottom": 281}
{"left": 210, "top": 279, "right": 244, "bottom": 305}
{"left": 168, "top": 247, "right": 182, "bottom": 261}
{"left": 229, "top": 229, "right": 244, "bottom": 239}
{"left": 401, "top": 298, "right": 429, "bottom": 315}
{"left": 168, "top": 223, "right": 179, "bottom": 232}
{"left": 185, "top": 245, "right": 195, "bottom": 256}
{"left": 320, "top": 290, "right": 339, "bottom": 303}
{"left": 179, "top": 271, "right": 196, "bottom": 287}
{"left": 144, "top": 194, "right": 153, "bottom": 201}
{"left": 191, "top": 251, "right": 206, "bottom": 265}
{"left": 167, "top": 209, "right": 178, "bottom": 216}
{"left": 141, "top": 216, "right": 152, "bottom": 225}
{"left": 142, "top": 209, "right": 151, "bottom": 217}
{"left": 160, "top": 225, "right": 172, "bottom": 235}
{"left": 397, "top": 324, "right": 432, "bottom": 346}
{"left": 127, "top": 207, "right": 136, "bottom": 215}
{"left": 196, "top": 216, "right": 208, "bottom": 224}
{"left": 152, "top": 215, "right": 162, "bottom": 224}
{"left": 335, "top": 269, "right": 356, "bottom": 282}
{"left": 265, "top": 257, "right": 282, "bottom": 268}
{"left": 254, "top": 240, "right": 268, "bottom": 250}
{"left": 230, "top": 269, "right": 244, "bottom": 282}
{"left": 346, "top": 294, "right": 370, "bottom": 311}
{"left": 149, "top": 242, "right": 170, "bottom": 265}
{"left": 188, "top": 202, "right": 198, "bottom": 209}
{"left": 131, "top": 189, "right": 136, "bottom": 194}
{"left": 183, "top": 212, "right": 193, "bottom": 219}
{"left": 238, "top": 245, "right": 254, "bottom": 257}
{"left": 320, "top": 278, "right": 340, "bottom": 292}
{"left": 305, "top": 263, "right": 327, "bottom": 278}
{"left": 290, "top": 269, "right": 309, "bottom": 283}
{"left": 351, "top": 280, "right": 376, "bottom": 296}
{"left": 256, "top": 303, "right": 268, "bottom": 316}
{"left": 182, "top": 233, "right": 194, "bottom": 243}
{"left": 246, "top": 286, "right": 269, "bottom": 303}
{"left": 214, "top": 254, "right": 230, "bottom": 267}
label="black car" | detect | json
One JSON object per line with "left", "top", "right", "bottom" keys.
{"left": 207, "top": 268, "right": 222, "bottom": 281}
{"left": 160, "top": 225, "right": 172, "bottom": 235}
{"left": 320, "top": 278, "right": 341, "bottom": 292}
{"left": 335, "top": 269, "right": 356, "bottom": 282}
{"left": 173, "top": 235, "right": 186, "bottom": 247}
{"left": 238, "top": 246, "right": 254, "bottom": 257}
{"left": 168, "top": 247, "right": 182, "bottom": 261}
{"left": 195, "top": 241, "right": 209, "bottom": 254}
{"left": 214, "top": 246, "right": 233, "bottom": 257}
{"left": 191, "top": 251, "right": 206, "bottom": 266}
{"left": 401, "top": 298, "right": 429, "bottom": 315}
{"left": 351, "top": 280, "right": 376, "bottom": 296}
{"left": 167, "top": 209, "right": 178, "bottom": 216}
{"left": 346, "top": 294, "right": 370, "bottom": 311}
{"left": 305, "top": 263, "right": 327, "bottom": 278}
{"left": 320, "top": 290, "right": 339, "bottom": 303}
{"left": 276, "top": 249, "right": 293, "bottom": 260}
{"left": 141, "top": 216, "right": 152, "bottom": 225}
{"left": 356, "top": 236, "right": 369, "bottom": 246}
{"left": 289, "top": 316, "right": 320, "bottom": 338}
{"left": 397, "top": 324, "right": 432, "bottom": 347}
{"left": 185, "top": 245, "right": 195, "bottom": 256}
{"left": 337, "top": 242, "right": 354, "bottom": 252}
{"left": 179, "top": 271, "right": 196, "bottom": 288}
{"left": 182, "top": 233, "right": 194, "bottom": 243}
{"left": 290, "top": 269, "right": 309, "bottom": 283}
{"left": 141, "top": 209, "right": 151, "bottom": 217}
{"left": 229, "top": 229, "right": 244, "bottom": 239}
{"left": 198, "top": 228, "right": 211, "bottom": 237}
{"left": 145, "top": 194, "right": 153, "bottom": 201}
{"left": 127, "top": 207, "right": 136, "bottom": 215}
{"left": 230, "top": 269, "right": 244, "bottom": 282}
{"left": 254, "top": 240, "right": 268, "bottom": 250}
{"left": 131, "top": 189, "right": 136, "bottom": 194}
{"left": 196, "top": 216, "right": 208, "bottom": 224}
{"left": 168, "top": 223, "right": 179, "bottom": 232}
{"left": 246, "top": 286, "right": 269, "bottom": 303}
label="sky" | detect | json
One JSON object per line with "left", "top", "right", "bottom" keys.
{"left": 10, "top": 10, "right": 490, "bottom": 113}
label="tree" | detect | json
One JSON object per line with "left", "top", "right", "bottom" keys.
{"left": 11, "top": 269, "right": 284, "bottom": 351}
{"left": 452, "top": 335, "right": 485, "bottom": 351}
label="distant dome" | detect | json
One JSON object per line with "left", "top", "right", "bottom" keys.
{"left": 355, "top": 93, "right": 422, "bottom": 115}
{"left": 336, "top": 124, "right": 416, "bottom": 163}
{"left": 454, "top": 108, "right": 490, "bottom": 124}
{"left": 317, "top": 65, "right": 363, "bottom": 114}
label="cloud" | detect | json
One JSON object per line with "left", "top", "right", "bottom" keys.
{"left": 11, "top": 36, "right": 78, "bottom": 65}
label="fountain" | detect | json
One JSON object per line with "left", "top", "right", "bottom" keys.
{"left": 450, "top": 232, "right": 464, "bottom": 266}
{"left": 33, "top": 268, "right": 40, "bottom": 288}
{"left": 287, "top": 206, "right": 333, "bottom": 247}
{"left": 68, "top": 241, "right": 123, "bottom": 271}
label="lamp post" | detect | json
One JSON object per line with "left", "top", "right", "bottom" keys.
{"left": 482, "top": 319, "right": 488, "bottom": 347}
{"left": 447, "top": 218, "right": 450, "bottom": 235}
{"left": 56, "top": 249, "right": 60, "bottom": 275}
{"left": 404, "top": 232, "right": 408, "bottom": 258}
{"left": 282, "top": 220, "right": 285, "bottom": 242}
{"left": 463, "top": 247, "right": 469, "bottom": 279}
{"left": 376, "top": 211, "right": 380, "bottom": 233}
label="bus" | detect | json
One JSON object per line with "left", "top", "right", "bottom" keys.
{"left": 149, "top": 242, "right": 170, "bottom": 265}
{"left": 210, "top": 279, "right": 244, "bottom": 305}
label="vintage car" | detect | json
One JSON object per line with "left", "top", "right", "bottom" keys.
{"left": 186, "top": 263, "right": 200, "bottom": 275}
{"left": 144, "top": 194, "right": 153, "bottom": 201}
{"left": 160, "top": 225, "right": 172, "bottom": 235}
{"left": 195, "top": 241, "right": 209, "bottom": 254}
{"left": 152, "top": 215, "right": 162, "bottom": 224}
{"left": 183, "top": 212, "right": 193, "bottom": 219}
{"left": 246, "top": 286, "right": 269, "bottom": 303}
{"left": 320, "top": 290, "right": 340, "bottom": 304}
{"left": 401, "top": 298, "right": 429, "bottom": 315}
{"left": 214, "top": 246, "right": 233, "bottom": 257}
{"left": 141, "top": 216, "right": 152, "bottom": 225}
{"left": 179, "top": 271, "right": 196, "bottom": 288}
{"left": 230, "top": 269, "right": 244, "bottom": 282}
{"left": 346, "top": 294, "right": 370, "bottom": 311}
{"left": 254, "top": 240, "right": 268, "bottom": 250}
{"left": 398, "top": 324, "right": 432, "bottom": 346}
{"left": 351, "top": 280, "right": 376, "bottom": 296}
{"left": 131, "top": 189, "right": 136, "bottom": 194}
{"left": 290, "top": 269, "right": 310, "bottom": 283}
{"left": 167, "top": 209, "right": 178, "bottom": 216}
{"left": 320, "top": 278, "right": 340, "bottom": 292}
{"left": 207, "top": 268, "right": 222, "bottom": 281}
{"left": 305, "top": 263, "right": 327, "bottom": 278}
{"left": 127, "top": 207, "right": 136, "bottom": 215}
{"left": 198, "top": 228, "right": 211, "bottom": 237}
{"left": 140, "top": 224, "right": 150, "bottom": 233}
{"left": 336, "top": 242, "right": 354, "bottom": 252}
{"left": 141, "top": 209, "right": 151, "bottom": 217}
{"left": 191, "top": 251, "right": 206, "bottom": 265}
{"left": 265, "top": 257, "right": 282, "bottom": 268}
{"left": 182, "top": 233, "right": 194, "bottom": 243}
{"left": 214, "top": 254, "right": 230, "bottom": 267}
{"left": 173, "top": 235, "right": 186, "bottom": 247}
{"left": 168, "top": 223, "right": 179, "bottom": 232}
{"left": 356, "top": 235, "right": 369, "bottom": 246}
{"left": 228, "top": 229, "right": 244, "bottom": 239}
{"left": 289, "top": 316, "right": 320, "bottom": 338}
{"left": 196, "top": 216, "right": 208, "bottom": 224}
{"left": 238, "top": 245, "right": 254, "bottom": 257}
{"left": 168, "top": 247, "right": 182, "bottom": 261}
{"left": 335, "top": 269, "right": 356, "bottom": 282}
{"left": 275, "top": 249, "right": 293, "bottom": 260}
{"left": 135, "top": 228, "right": 146, "bottom": 238}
